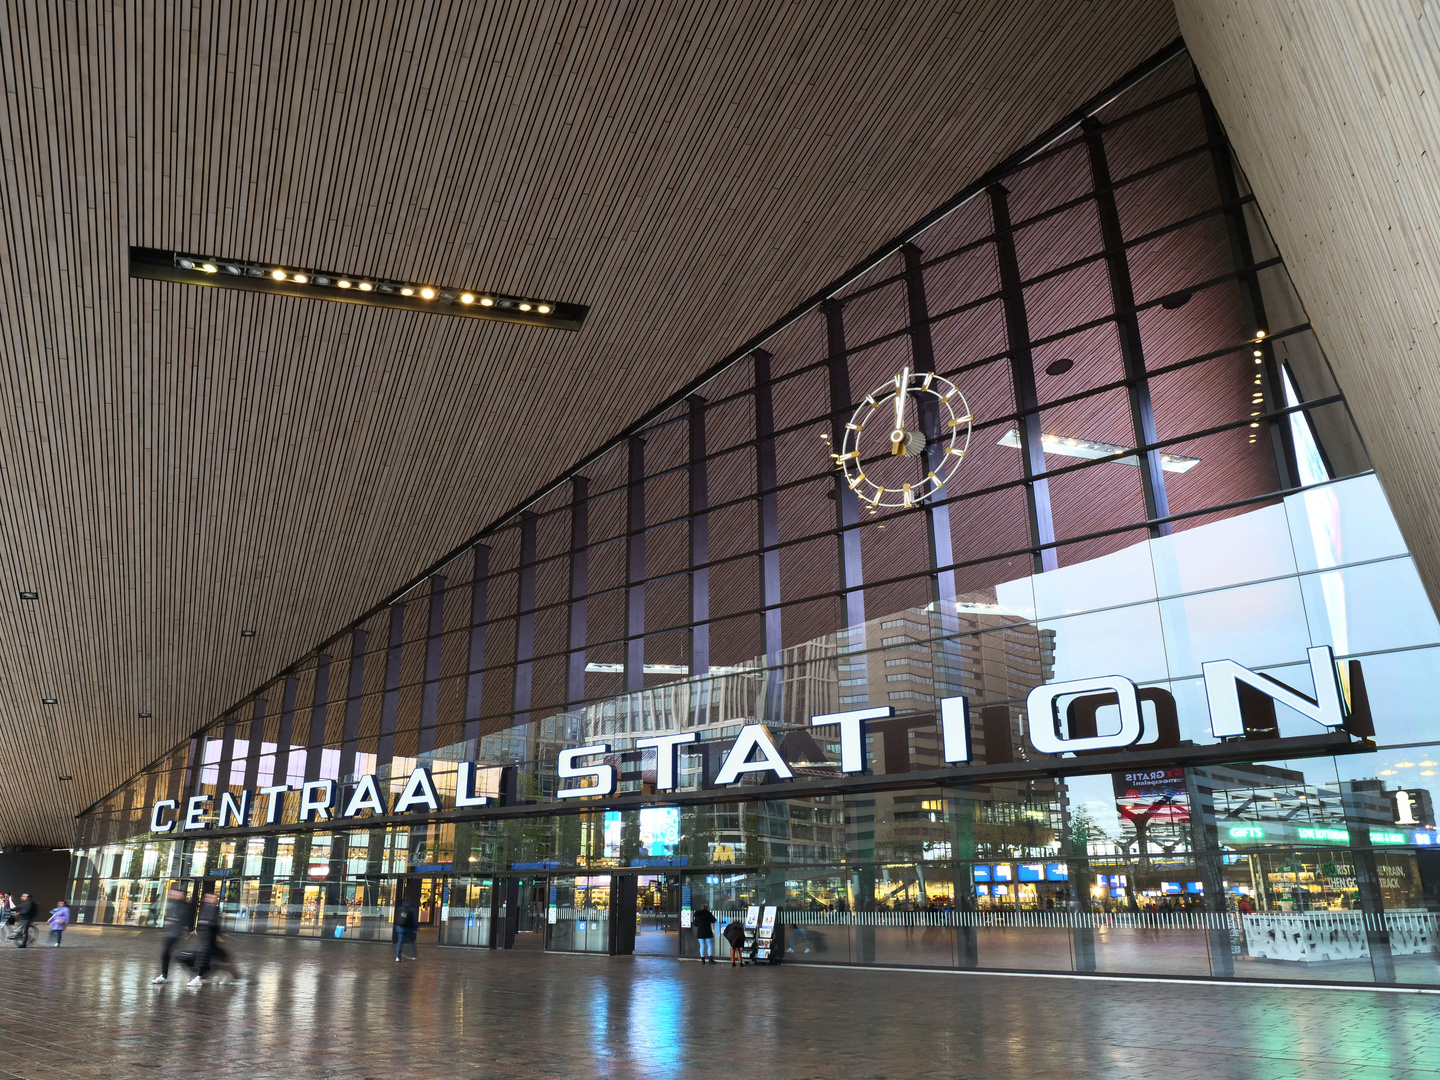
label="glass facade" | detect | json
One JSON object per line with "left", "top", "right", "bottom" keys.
{"left": 69, "top": 52, "right": 1440, "bottom": 986}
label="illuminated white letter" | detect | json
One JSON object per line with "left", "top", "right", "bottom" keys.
{"left": 182, "top": 795, "right": 212, "bottom": 831}
{"left": 343, "top": 774, "right": 387, "bottom": 817}
{"left": 258, "top": 784, "right": 291, "bottom": 825}
{"left": 715, "top": 724, "right": 794, "bottom": 785}
{"left": 1202, "top": 647, "right": 1345, "bottom": 738}
{"left": 151, "top": 799, "right": 177, "bottom": 834}
{"left": 1026, "top": 676, "right": 1142, "bottom": 754}
{"left": 940, "top": 695, "right": 972, "bottom": 764}
{"left": 217, "top": 790, "right": 252, "bottom": 829}
{"left": 394, "top": 768, "right": 441, "bottom": 814}
{"left": 810, "top": 707, "right": 891, "bottom": 774}
{"left": 455, "top": 762, "right": 499, "bottom": 807}
{"left": 298, "top": 779, "right": 336, "bottom": 822}
{"left": 557, "top": 744, "right": 615, "bottom": 799}
{"left": 635, "top": 732, "right": 699, "bottom": 791}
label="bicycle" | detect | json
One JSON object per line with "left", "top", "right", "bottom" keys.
{"left": 7, "top": 922, "right": 37, "bottom": 947}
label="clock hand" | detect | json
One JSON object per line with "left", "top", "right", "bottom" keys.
{"left": 892, "top": 366, "right": 909, "bottom": 455}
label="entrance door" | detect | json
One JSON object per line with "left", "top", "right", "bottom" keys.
{"left": 634, "top": 874, "right": 680, "bottom": 956}
{"left": 394, "top": 877, "right": 444, "bottom": 949}
{"left": 440, "top": 877, "right": 494, "bottom": 947}
{"left": 513, "top": 877, "right": 549, "bottom": 949}
{"left": 548, "top": 875, "right": 613, "bottom": 953}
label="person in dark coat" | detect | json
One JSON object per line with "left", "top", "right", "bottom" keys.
{"left": 395, "top": 898, "right": 419, "bottom": 961}
{"left": 12, "top": 894, "right": 37, "bottom": 948}
{"left": 692, "top": 904, "right": 717, "bottom": 963}
{"left": 153, "top": 887, "right": 192, "bottom": 983}
{"left": 722, "top": 917, "right": 747, "bottom": 966}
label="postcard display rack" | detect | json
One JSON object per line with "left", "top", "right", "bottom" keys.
{"left": 744, "top": 904, "right": 784, "bottom": 964}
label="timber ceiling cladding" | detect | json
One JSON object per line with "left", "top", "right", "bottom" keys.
{"left": 0, "top": 1, "right": 1180, "bottom": 845}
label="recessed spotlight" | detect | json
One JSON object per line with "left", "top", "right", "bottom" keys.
{"left": 201, "top": 263, "right": 218, "bottom": 274}
{"left": 240, "top": 630, "right": 257, "bottom": 638}
{"left": 337, "top": 280, "right": 352, "bottom": 289}
{"left": 537, "top": 304, "right": 552, "bottom": 314}
{"left": 178, "top": 259, "right": 194, "bottom": 270}
{"left": 225, "top": 265, "right": 243, "bottom": 275}
{"left": 138, "top": 712, "right": 152, "bottom": 719}
{"left": 18, "top": 592, "right": 37, "bottom": 601}
{"left": 270, "top": 269, "right": 287, "bottom": 281}
{"left": 42, "top": 698, "right": 57, "bottom": 705}
{"left": 1255, "top": 329, "right": 1266, "bottom": 339}
{"left": 292, "top": 273, "right": 308, "bottom": 284}
{"left": 419, "top": 287, "right": 437, "bottom": 300}
{"left": 357, "top": 282, "right": 372, "bottom": 292}
{"left": 400, "top": 287, "right": 414, "bottom": 296}
{"left": 460, "top": 293, "right": 475, "bottom": 304}
{"left": 1045, "top": 359, "right": 1074, "bottom": 377}
{"left": 479, "top": 297, "right": 494, "bottom": 306}
{"left": 519, "top": 303, "right": 532, "bottom": 311}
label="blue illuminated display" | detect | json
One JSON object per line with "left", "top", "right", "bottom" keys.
{"left": 972, "top": 866, "right": 992, "bottom": 882}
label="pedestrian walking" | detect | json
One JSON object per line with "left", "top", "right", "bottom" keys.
{"left": 188, "top": 889, "right": 221, "bottom": 986}
{"left": 153, "top": 887, "right": 192, "bottom": 983}
{"left": 722, "top": 917, "right": 746, "bottom": 966}
{"left": 47, "top": 899, "right": 69, "bottom": 946}
{"left": 395, "top": 898, "right": 419, "bottom": 961}
{"left": 12, "top": 893, "right": 37, "bottom": 948}
{"left": 692, "top": 903, "right": 717, "bottom": 963}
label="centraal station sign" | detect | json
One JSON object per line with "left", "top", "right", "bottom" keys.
{"left": 149, "top": 647, "right": 1371, "bottom": 834}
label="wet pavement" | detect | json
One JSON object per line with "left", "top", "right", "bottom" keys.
{"left": 1, "top": 927, "right": 1439, "bottom": 1079}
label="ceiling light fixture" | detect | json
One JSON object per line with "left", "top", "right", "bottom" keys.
{"left": 138, "top": 712, "right": 152, "bottom": 719}
{"left": 42, "top": 698, "right": 57, "bottom": 705}
{"left": 240, "top": 630, "right": 257, "bottom": 638}
{"left": 997, "top": 430, "right": 1200, "bottom": 473}
{"left": 131, "top": 249, "right": 588, "bottom": 330}
{"left": 18, "top": 591, "right": 37, "bottom": 600}
{"left": 1044, "top": 359, "right": 1074, "bottom": 377}
{"left": 58, "top": 775, "right": 72, "bottom": 781}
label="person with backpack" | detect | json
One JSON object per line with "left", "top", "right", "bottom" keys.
{"left": 692, "top": 903, "right": 717, "bottom": 963}
{"left": 395, "top": 897, "right": 419, "bottom": 961}
{"left": 12, "top": 894, "right": 37, "bottom": 948}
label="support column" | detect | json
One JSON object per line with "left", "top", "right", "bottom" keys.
{"left": 464, "top": 544, "right": 491, "bottom": 751}
{"left": 1198, "top": 86, "right": 1299, "bottom": 490}
{"left": 1342, "top": 782, "right": 1398, "bottom": 984}
{"left": 304, "top": 655, "right": 332, "bottom": 782}
{"left": 824, "top": 301, "right": 867, "bottom": 637}
{"left": 514, "top": 512, "right": 539, "bottom": 745}
{"left": 417, "top": 575, "right": 445, "bottom": 757}
{"left": 567, "top": 479, "right": 591, "bottom": 710}
{"left": 754, "top": 350, "right": 784, "bottom": 724}
{"left": 1183, "top": 770, "right": 1235, "bottom": 977}
{"left": 214, "top": 711, "right": 239, "bottom": 800}
{"left": 688, "top": 394, "right": 711, "bottom": 727}
{"left": 340, "top": 629, "right": 368, "bottom": 781}
{"left": 990, "top": 183, "right": 1058, "bottom": 573}
{"left": 241, "top": 697, "right": 267, "bottom": 793}
{"left": 377, "top": 607, "right": 404, "bottom": 777}
{"left": 271, "top": 675, "right": 299, "bottom": 789}
{"left": 625, "top": 438, "right": 647, "bottom": 696}
{"left": 1083, "top": 117, "right": 1171, "bottom": 535}
{"left": 902, "top": 243, "right": 958, "bottom": 611}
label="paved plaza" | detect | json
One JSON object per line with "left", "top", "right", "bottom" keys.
{"left": 0, "top": 928, "right": 1436, "bottom": 1079}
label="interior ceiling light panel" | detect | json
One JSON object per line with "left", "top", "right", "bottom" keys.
{"left": 129, "top": 247, "right": 588, "bottom": 331}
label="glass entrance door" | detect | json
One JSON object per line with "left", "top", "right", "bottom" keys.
{"left": 513, "top": 877, "right": 548, "bottom": 949}
{"left": 547, "top": 875, "right": 612, "bottom": 953}
{"left": 441, "top": 877, "right": 494, "bottom": 947}
{"left": 635, "top": 874, "right": 680, "bottom": 955}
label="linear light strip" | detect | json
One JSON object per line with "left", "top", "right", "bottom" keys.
{"left": 129, "top": 247, "right": 588, "bottom": 331}
{"left": 997, "top": 429, "right": 1201, "bottom": 473}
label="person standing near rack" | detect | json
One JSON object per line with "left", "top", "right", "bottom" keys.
{"left": 722, "top": 916, "right": 746, "bottom": 967}
{"left": 693, "top": 904, "right": 717, "bottom": 963}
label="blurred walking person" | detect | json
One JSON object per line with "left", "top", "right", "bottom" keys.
{"left": 12, "top": 893, "right": 37, "bottom": 948}
{"left": 188, "top": 889, "right": 220, "bottom": 986}
{"left": 395, "top": 897, "right": 419, "bottom": 961}
{"left": 47, "top": 899, "right": 69, "bottom": 946}
{"left": 153, "top": 887, "right": 192, "bottom": 983}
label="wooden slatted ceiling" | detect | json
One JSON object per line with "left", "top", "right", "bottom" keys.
{"left": 0, "top": 0, "right": 1181, "bottom": 845}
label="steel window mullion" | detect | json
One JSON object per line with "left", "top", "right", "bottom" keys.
{"left": 624, "top": 438, "right": 646, "bottom": 695}
{"left": 463, "top": 544, "right": 490, "bottom": 749}
{"left": 376, "top": 609, "right": 403, "bottom": 773}
{"left": 305, "top": 654, "right": 333, "bottom": 784}
{"left": 416, "top": 577, "right": 445, "bottom": 757}
{"left": 566, "top": 478, "right": 590, "bottom": 708}
{"left": 688, "top": 395, "right": 711, "bottom": 727}
{"left": 990, "top": 183, "right": 1057, "bottom": 573}
{"left": 821, "top": 302, "right": 868, "bottom": 639}
{"left": 514, "top": 511, "right": 539, "bottom": 725}
{"left": 754, "top": 349, "right": 785, "bottom": 721}
{"left": 339, "top": 629, "right": 368, "bottom": 780}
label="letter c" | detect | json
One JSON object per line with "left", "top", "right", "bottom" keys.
{"left": 150, "top": 799, "right": 177, "bottom": 834}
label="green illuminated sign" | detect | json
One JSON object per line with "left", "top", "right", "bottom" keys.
{"left": 1369, "top": 830, "right": 1407, "bottom": 845}
{"left": 1296, "top": 827, "right": 1350, "bottom": 842}
{"left": 1227, "top": 826, "right": 1265, "bottom": 840}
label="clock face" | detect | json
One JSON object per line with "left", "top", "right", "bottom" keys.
{"left": 835, "top": 367, "right": 972, "bottom": 508}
